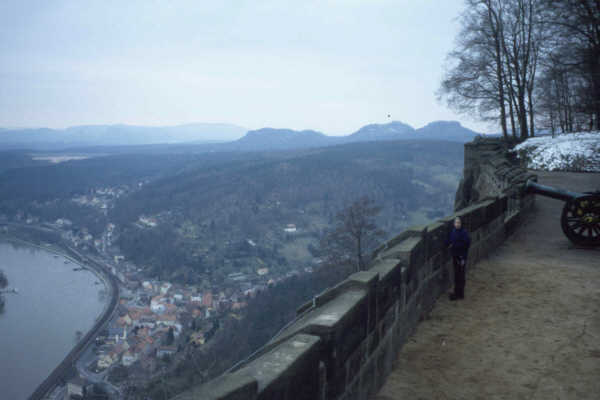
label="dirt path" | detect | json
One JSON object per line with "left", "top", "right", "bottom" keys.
{"left": 373, "top": 171, "right": 600, "bottom": 400}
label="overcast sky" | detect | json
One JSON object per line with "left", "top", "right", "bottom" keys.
{"left": 0, "top": 0, "right": 489, "bottom": 135}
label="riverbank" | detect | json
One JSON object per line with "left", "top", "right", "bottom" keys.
{"left": 0, "top": 231, "right": 120, "bottom": 400}
{"left": 1, "top": 236, "right": 113, "bottom": 319}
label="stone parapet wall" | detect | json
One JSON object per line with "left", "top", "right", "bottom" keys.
{"left": 174, "top": 137, "right": 536, "bottom": 400}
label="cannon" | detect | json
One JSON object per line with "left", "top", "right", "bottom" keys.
{"left": 525, "top": 180, "right": 600, "bottom": 247}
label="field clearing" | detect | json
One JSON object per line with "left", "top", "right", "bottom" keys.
{"left": 31, "top": 155, "right": 91, "bottom": 164}
{"left": 280, "top": 237, "right": 315, "bottom": 264}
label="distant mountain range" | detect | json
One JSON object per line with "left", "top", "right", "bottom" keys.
{"left": 228, "top": 120, "right": 481, "bottom": 151}
{"left": 0, "top": 120, "right": 481, "bottom": 151}
{"left": 228, "top": 128, "right": 332, "bottom": 151}
{"left": 348, "top": 121, "right": 416, "bottom": 141}
{"left": 0, "top": 123, "right": 247, "bottom": 149}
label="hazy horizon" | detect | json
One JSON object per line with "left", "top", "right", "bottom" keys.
{"left": 0, "top": 0, "right": 494, "bottom": 136}
{"left": 0, "top": 119, "right": 484, "bottom": 137}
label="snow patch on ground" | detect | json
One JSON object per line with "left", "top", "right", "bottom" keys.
{"left": 512, "top": 132, "right": 600, "bottom": 172}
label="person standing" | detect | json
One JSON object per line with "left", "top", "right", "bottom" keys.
{"left": 446, "top": 217, "right": 471, "bottom": 301}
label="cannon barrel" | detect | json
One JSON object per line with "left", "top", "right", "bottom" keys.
{"left": 525, "top": 180, "right": 599, "bottom": 247}
{"left": 525, "top": 180, "right": 583, "bottom": 202}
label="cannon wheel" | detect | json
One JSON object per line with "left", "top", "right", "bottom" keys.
{"left": 561, "top": 194, "right": 600, "bottom": 247}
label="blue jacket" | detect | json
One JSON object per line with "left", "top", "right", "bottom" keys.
{"left": 446, "top": 228, "right": 471, "bottom": 258}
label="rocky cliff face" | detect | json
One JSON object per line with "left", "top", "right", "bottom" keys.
{"left": 455, "top": 136, "right": 534, "bottom": 210}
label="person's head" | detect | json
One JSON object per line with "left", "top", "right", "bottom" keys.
{"left": 454, "top": 217, "right": 462, "bottom": 230}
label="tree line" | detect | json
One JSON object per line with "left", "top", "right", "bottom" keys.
{"left": 0, "top": 269, "right": 7, "bottom": 313}
{"left": 0, "top": 269, "right": 7, "bottom": 289}
{"left": 440, "top": 0, "right": 600, "bottom": 138}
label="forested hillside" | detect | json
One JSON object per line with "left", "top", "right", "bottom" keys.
{"left": 112, "top": 140, "right": 463, "bottom": 284}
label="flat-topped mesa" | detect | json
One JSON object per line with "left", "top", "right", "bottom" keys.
{"left": 173, "top": 136, "right": 536, "bottom": 400}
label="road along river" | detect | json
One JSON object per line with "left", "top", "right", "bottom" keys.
{"left": 0, "top": 241, "right": 108, "bottom": 400}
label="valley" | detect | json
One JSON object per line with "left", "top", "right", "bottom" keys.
{"left": 0, "top": 135, "right": 464, "bottom": 398}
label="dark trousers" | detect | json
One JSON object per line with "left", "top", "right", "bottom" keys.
{"left": 452, "top": 256, "right": 466, "bottom": 298}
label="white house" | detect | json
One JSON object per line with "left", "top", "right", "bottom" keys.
{"left": 115, "top": 326, "right": 127, "bottom": 343}
{"left": 97, "top": 354, "right": 115, "bottom": 369}
{"left": 157, "top": 314, "right": 177, "bottom": 327}
{"left": 160, "top": 282, "right": 172, "bottom": 295}
{"left": 56, "top": 218, "right": 73, "bottom": 227}
{"left": 114, "top": 255, "right": 125, "bottom": 264}
{"left": 157, "top": 346, "right": 177, "bottom": 357}
{"left": 138, "top": 316, "right": 155, "bottom": 329}
{"left": 284, "top": 224, "right": 297, "bottom": 233}
{"left": 151, "top": 302, "right": 165, "bottom": 313}
{"left": 66, "top": 377, "right": 86, "bottom": 399}
{"left": 121, "top": 351, "right": 138, "bottom": 366}
{"left": 151, "top": 296, "right": 167, "bottom": 313}
{"left": 139, "top": 216, "right": 158, "bottom": 227}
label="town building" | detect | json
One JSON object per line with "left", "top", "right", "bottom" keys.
{"left": 122, "top": 351, "right": 138, "bottom": 366}
{"left": 157, "top": 345, "right": 177, "bottom": 357}
{"left": 65, "top": 376, "right": 87, "bottom": 399}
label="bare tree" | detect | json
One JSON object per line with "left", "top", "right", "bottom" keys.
{"left": 319, "top": 196, "right": 385, "bottom": 272}
{"left": 487, "top": 0, "right": 541, "bottom": 139}
{"left": 439, "top": 0, "right": 510, "bottom": 139}
{"left": 538, "top": 0, "right": 600, "bottom": 131}
{"left": 440, "top": 0, "right": 542, "bottom": 140}
{"left": 442, "top": 0, "right": 600, "bottom": 137}
{"left": 536, "top": 55, "right": 580, "bottom": 134}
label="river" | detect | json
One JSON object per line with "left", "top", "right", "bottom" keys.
{"left": 0, "top": 241, "right": 107, "bottom": 400}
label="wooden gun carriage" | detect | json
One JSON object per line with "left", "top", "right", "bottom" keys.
{"left": 525, "top": 180, "right": 600, "bottom": 247}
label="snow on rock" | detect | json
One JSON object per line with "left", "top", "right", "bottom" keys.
{"left": 512, "top": 132, "right": 600, "bottom": 172}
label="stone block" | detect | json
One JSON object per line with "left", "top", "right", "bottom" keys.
{"left": 371, "top": 226, "right": 424, "bottom": 260}
{"left": 370, "top": 258, "right": 403, "bottom": 321}
{"left": 405, "top": 273, "right": 419, "bottom": 303}
{"left": 367, "top": 324, "right": 380, "bottom": 357}
{"left": 425, "top": 221, "right": 450, "bottom": 256}
{"left": 504, "top": 210, "right": 521, "bottom": 235}
{"left": 358, "top": 355, "right": 377, "bottom": 399}
{"left": 269, "top": 288, "right": 368, "bottom": 399}
{"left": 392, "top": 311, "right": 415, "bottom": 351}
{"left": 245, "top": 334, "right": 321, "bottom": 400}
{"left": 342, "top": 375, "right": 360, "bottom": 400}
{"left": 380, "top": 236, "right": 426, "bottom": 268}
{"left": 345, "top": 339, "right": 366, "bottom": 384}
{"left": 430, "top": 251, "right": 443, "bottom": 272}
{"left": 485, "top": 197, "right": 501, "bottom": 220}
{"left": 455, "top": 201, "right": 490, "bottom": 232}
{"left": 379, "top": 302, "right": 396, "bottom": 337}
{"left": 400, "top": 282, "right": 407, "bottom": 311}
{"left": 498, "top": 193, "right": 508, "bottom": 213}
{"left": 378, "top": 331, "right": 395, "bottom": 380}
{"left": 173, "top": 370, "right": 258, "bottom": 400}
{"left": 347, "top": 270, "right": 379, "bottom": 333}
{"left": 309, "top": 270, "right": 374, "bottom": 311}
